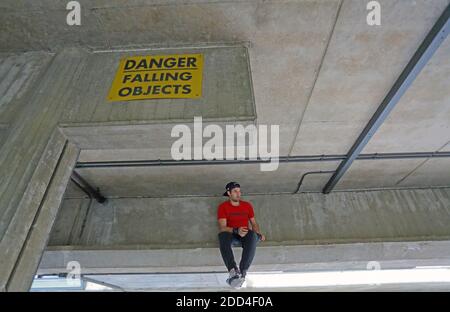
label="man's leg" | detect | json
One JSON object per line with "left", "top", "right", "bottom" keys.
{"left": 218, "top": 232, "right": 243, "bottom": 287}
{"left": 239, "top": 230, "right": 259, "bottom": 277}
{"left": 218, "top": 231, "right": 238, "bottom": 271}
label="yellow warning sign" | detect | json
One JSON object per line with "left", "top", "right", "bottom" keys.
{"left": 108, "top": 54, "right": 203, "bottom": 101}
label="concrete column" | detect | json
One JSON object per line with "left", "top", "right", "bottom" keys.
{"left": 0, "top": 49, "right": 86, "bottom": 291}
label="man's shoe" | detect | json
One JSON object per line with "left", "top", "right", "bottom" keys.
{"left": 226, "top": 268, "right": 240, "bottom": 287}
{"left": 231, "top": 275, "right": 245, "bottom": 288}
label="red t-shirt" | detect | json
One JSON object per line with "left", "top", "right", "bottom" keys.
{"left": 217, "top": 200, "right": 255, "bottom": 228}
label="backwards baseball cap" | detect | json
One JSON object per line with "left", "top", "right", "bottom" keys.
{"left": 223, "top": 182, "right": 240, "bottom": 196}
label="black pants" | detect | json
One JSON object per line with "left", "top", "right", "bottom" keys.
{"left": 218, "top": 230, "right": 259, "bottom": 276}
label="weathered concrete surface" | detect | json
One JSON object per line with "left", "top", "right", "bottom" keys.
{"left": 71, "top": 161, "right": 340, "bottom": 197}
{"left": 1, "top": 0, "right": 450, "bottom": 291}
{"left": 63, "top": 179, "right": 89, "bottom": 199}
{"left": 39, "top": 240, "right": 450, "bottom": 275}
{"left": 0, "top": 123, "right": 9, "bottom": 147}
{"left": 7, "top": 141, "right": 80, "bottom": 292}
{"left": 363, "top": 35, "right": 450, "bottom": 154}
{"left": 4, "top": 0, "right": 445, "bottom": 192}
{"left": 0, "top": 127, "right": 67, "bottom": 292}
{"left": 71, "top": 157, "right": 450, "bottom": 198}
{"left": 0, "top": 52, "right": 53, "bottom": 122}
{"left": 290, "top": 0, "right": 449, "bottom": 153}
{"left": 57, "top": 46, "right": 255, "bottom": 125}
{"left": 1, "top": 1, "right": 448, "bottom": 196}
{"left": 49, "top": 188, "right": 450, "bottom": 248}
{"left": 0, "top": 46, "right": 254, "bottom": 290}
{"left": 335, "top": 158, "right": 449, "bottom": 190}
{"left": 60, "top": 119, "right": 257, "bottom": 152}
{"left": 41, "top": 192, "right": 450, "bottom": 290}
{"left": 0, "top": 50, "right": 76, "bottom": 240}
{"left": 48, "top": 196, "right": 91, "bottom": 246}
{"left": 398, "top": 158, "right": 450, "bottom": 188}
{"left": 1, "top": 1, "right": 449, "bottom": 182}
{"left": 79, "top": 272, "right": 450, "bottom": 292}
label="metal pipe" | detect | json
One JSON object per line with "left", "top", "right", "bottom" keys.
{"left": 75, "top": 152, "right": 450, "bottom": 169}
{"left": 322, "top": 4, "right": 450, "bottom": 194}
{"left": 357, "top": 152, "right": 450, "bottom": 160}
{"left": 70, "top": 171, "right": 106, "bottom": 203}
{"left": 294, "top": 171, "right": 336, "bottom": 194}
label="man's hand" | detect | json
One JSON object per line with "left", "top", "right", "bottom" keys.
{"left": 238, "top": 227, "right": 248, "bottom": 237}
{"left": 257, "top": 233, "right": 266, "bottom": 241}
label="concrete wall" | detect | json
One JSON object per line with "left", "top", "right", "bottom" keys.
{"left": 1, "top": 0, "right": 449, "bottom": 290}
{"left": 0, "top": 51, "right": 55, "bottom": 238}
{"left": 0, "top": 46, "right": 254, "bottom": 290}
{"left": 49, "top": 187, "right": 450, "bottom": 249}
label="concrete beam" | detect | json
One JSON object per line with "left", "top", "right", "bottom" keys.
{"left": 48, "top": 188, "right": 450, "bottom": 248}
{"left": 7, "top": 141, "right": 80, "bottom": 291}
{"left": 0, "top": 128, "right": 68, "bottom": 291}
{"left": 38, "top": 240, "right": 450, "bottom": 275}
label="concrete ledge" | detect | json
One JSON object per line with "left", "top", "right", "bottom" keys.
{"left": 38, "top": 240, "right": 450, "bottom": 275}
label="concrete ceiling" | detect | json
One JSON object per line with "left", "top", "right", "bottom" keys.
{"left": 2, "top": 0, "right": 449, "bottom": 197}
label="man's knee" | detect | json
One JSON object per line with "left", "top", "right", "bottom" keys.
{"left": 218, "top": 231, "right": 232, "bottom": 240}
{"left": 245, "top": 230, "right": 258, "bottom": 242}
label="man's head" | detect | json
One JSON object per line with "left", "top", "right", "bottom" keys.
{"left": 223, "top": 182, "right": 241, "bottom": 202}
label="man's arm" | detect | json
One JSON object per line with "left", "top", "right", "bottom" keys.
{"left": 249, "top": 217, "right": 266, "bottom": 241}
{"left": 218, "top": 218, "right": 233, "bottom": 233}
{"left": 218, "top": 218, "right": 248, "bottom": 237}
